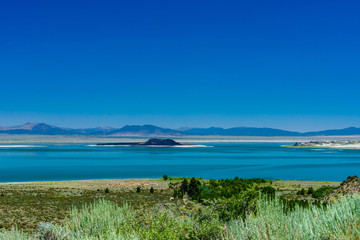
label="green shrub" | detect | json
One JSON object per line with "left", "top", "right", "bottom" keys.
{"left": 162, "top": 175, "right": 168, "bottom": 181}
{"left": 297, "top": 188, "right": 306, "bottom": 195}
{"left": 209, "top": 185, "right": 259, "bottom": 222}
{"left": 261, "top": 186, "right": 276, "bottom": 198}
{"left": 307, "top": 187, "right": 314, "bottom": 194}
{"left": 136, "top": 187, "right": 141, "bottom": 193}
{"left": 312, "top": 186, "right": 335, "bottom": 199}
{"left": 202, "top": 178, "right": 266, "bottom": 200}
{"left": 188, "top": 177, "right": 201, "bottom": 200}
{"left": 173, "top": 189, "right": 178, "bottom": 198}
{"left": 150, "top": 187, "right": 154, "bottom": 194}
{"left": 180, "top": 178, "right": 189, "bottom": 194}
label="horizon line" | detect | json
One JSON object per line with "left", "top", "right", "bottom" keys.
{"left": 1, "top": 121, "right": 359, "bottom": 134}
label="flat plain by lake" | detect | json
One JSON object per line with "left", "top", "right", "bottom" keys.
{"left": 0, "top": 178, "right": 340, "bottom": 232}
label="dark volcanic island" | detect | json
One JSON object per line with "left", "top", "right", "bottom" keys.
{"left": 97, "top": 138, "right": 185, "bottom": 146}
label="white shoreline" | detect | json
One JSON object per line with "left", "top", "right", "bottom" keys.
{"left": 0, "top": 145, "right": 44, "bottom": 148}
{"left": 306, "top": 144, "right": 360, "bottom": 149}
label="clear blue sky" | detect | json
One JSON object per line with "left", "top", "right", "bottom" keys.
{"left": 1, "top": 0, "right": 359, "bottom": 131}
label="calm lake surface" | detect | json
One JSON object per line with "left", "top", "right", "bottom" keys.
{"left": 1, "top": 142, "right": 360, "bottom": 182}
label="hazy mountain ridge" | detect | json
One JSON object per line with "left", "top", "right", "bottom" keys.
{"left": 182, "top": 127, "right": 301, "bottom": 136}
{"left": 302, "top": 127, "right": 360, "bottom": 136}
{"left": 0, "top": 123, "right": 72, "bottom": 135}
{"left": 108, "top": 125, "right": 182, "bottom": 136}
{"left": 0, "top": 123, "right": 360, "bottom": 136}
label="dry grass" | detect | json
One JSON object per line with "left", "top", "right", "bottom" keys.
{"left": 0, "top": 179, "right": 173, "bottom": 232}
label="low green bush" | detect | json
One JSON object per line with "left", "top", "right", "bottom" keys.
{"left": 297, "top": 188, "right": 306, "bottom": 195}
{"left": 307, "top": 187, "right": 314, "bottom": 194}
{"left": 312, "top": 186, "right": 336, "bottom": 199}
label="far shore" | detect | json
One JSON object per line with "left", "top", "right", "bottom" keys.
{"left": 1, "top": 134, "right": 360, "bottom": 144}
{"left": 283, "top": 144, "right": 360, "bottom": 149}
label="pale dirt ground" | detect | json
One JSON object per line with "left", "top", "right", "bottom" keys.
{"left": 273, "top": 180, "right": 340, "bottom": 191}
{"left": 0, "top": 178, "right": 171, "bottom": 191}
{"left": 0, "top": 178, "right": 340, "bottom": 191}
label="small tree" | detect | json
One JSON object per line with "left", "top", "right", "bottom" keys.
{"left": 105, "top": 188, "right": 110, "bottom": 193}
{"left": 307, "top": 187, "right": 314, "bottom": 194}
{"left": 178, "top": 190, "right": 184, "bottom": 198}
{"left": 163, "top": 175, "right": 168, "bottom": 181}
{"left": 150, "top": 187, "right": 154, "bottom": 193}
{"left": 180, "top": 178, "right": 189, "bottom": 194}
{"left": 136, "top": 187, "right": 141, "bottom": 193}
{"left": 188, "top": 177, "right": 200, "bottom": 198}
{"left": 300, "top": 188, "right": 305, "bottom": 195}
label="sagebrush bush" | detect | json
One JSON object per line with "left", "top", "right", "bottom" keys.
{"left": 54, "top": 199, "right": 224, "bottom": 239}
{"left": 226, "top": 194, "right": 360, "bottom": 240}
{"left": 0, "top": 229, "right": 29, "bottom": 240}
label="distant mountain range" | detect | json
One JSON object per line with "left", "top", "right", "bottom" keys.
{"left": 181, "top": 127, "right": 301, "bottom": 136}
{"left": 0, "top": 122, "right": 360, "bottom": 136}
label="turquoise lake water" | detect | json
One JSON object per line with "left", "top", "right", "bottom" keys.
{"left": 0, "top": 142, "right": 360, "bottom": 182}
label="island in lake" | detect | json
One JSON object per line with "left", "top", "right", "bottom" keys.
{"left": 285, "top": 140, "right": 360, "bottom": 149}
{"left": 97, "top": 138, "right": 192, "bottom": 147}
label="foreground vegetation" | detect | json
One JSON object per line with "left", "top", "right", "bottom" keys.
{"left": 2, "top": 193, "right": 360, "bottom": 239}
{"left": 0, "top": 179, "right": 172, "bottom": 231}
{"left": 1, "top": 176, "right": 357, "bottom": 239}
